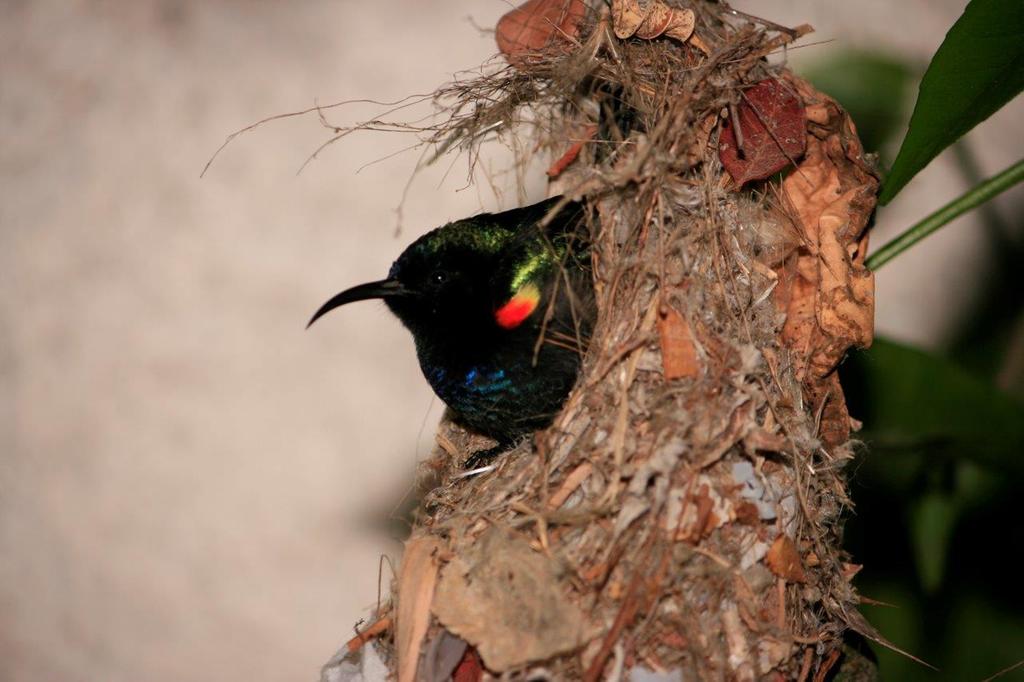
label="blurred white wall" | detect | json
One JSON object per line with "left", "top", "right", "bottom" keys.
{"left": 1, "top": 2, "right": 510, "bottom": 680}
{"left": 0, "top": 1, "right": 1019, "bottom": 681}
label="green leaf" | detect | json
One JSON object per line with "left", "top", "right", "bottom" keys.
{"left": 842, "top": 338, "right": 1024, "bottom": 476}
{"left": 878, "top": 0, "right": 1024, "bottom": 204}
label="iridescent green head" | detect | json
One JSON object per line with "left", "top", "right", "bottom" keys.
{"left": 307, "top": 197, "right": 583, "bottom": 341}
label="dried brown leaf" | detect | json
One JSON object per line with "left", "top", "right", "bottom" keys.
{"left": 432, "top": 528, "right": 593, "bottom": 671}
{"left": 547, "top": 124, "right": 597, "bottom": 178}
{"left": 612, "top": 0, "right": 695, "bottom": 42}
{"left": 496, "top": 0, "right": 585, "bottom": 66}
{"left": 773, "top": 75, "right": 878, "bottom": 446}
{"left": 719, "top": 79, "right": 807, "bottom": 185}
{"left": 734, "top": 501, "right": 761, "bottom": 526}
{"left": 657, "top": 306, "right": 699, "bottom": 380}
{"left": 765, "top": 535, "right": 806, "bottom": 583}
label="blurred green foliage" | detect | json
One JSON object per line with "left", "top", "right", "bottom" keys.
{"left": 844, "top": 339, "right": 1024, "bottom": 477}
{"left": 800, "top": 3, "right": 1024, "bottom": 676}
{"left": 839, "top": 329, "right": 1024, "bottom": 681}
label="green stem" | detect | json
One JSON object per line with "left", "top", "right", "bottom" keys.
{"left": 867, "top": 157, "right": 1024, "bottom": 271}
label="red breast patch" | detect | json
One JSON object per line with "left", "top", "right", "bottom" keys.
{"left": 495, "top": 283, "right": 540, "bottom": 329}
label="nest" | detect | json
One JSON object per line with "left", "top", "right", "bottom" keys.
{"left": 327, "top": 1, "right": 885, "bottom": 680}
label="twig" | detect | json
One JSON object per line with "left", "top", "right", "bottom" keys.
{"left": 868, "top": 157, "right": 1024, "bottom": 270}
{"left": 345, "top": 616, "right": 393, "bottom": 654}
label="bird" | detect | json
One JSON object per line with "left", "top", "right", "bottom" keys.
{"left": 308, "top": 196, "right": 595, "bottom": 467}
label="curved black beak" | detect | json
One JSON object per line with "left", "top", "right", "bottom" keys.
{"left": 307, "top": 278, "right": 406, "bottom": 329}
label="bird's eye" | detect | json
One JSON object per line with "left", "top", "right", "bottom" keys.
{"left": 431, "top": 270, "right": 449, "bottom": 285}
